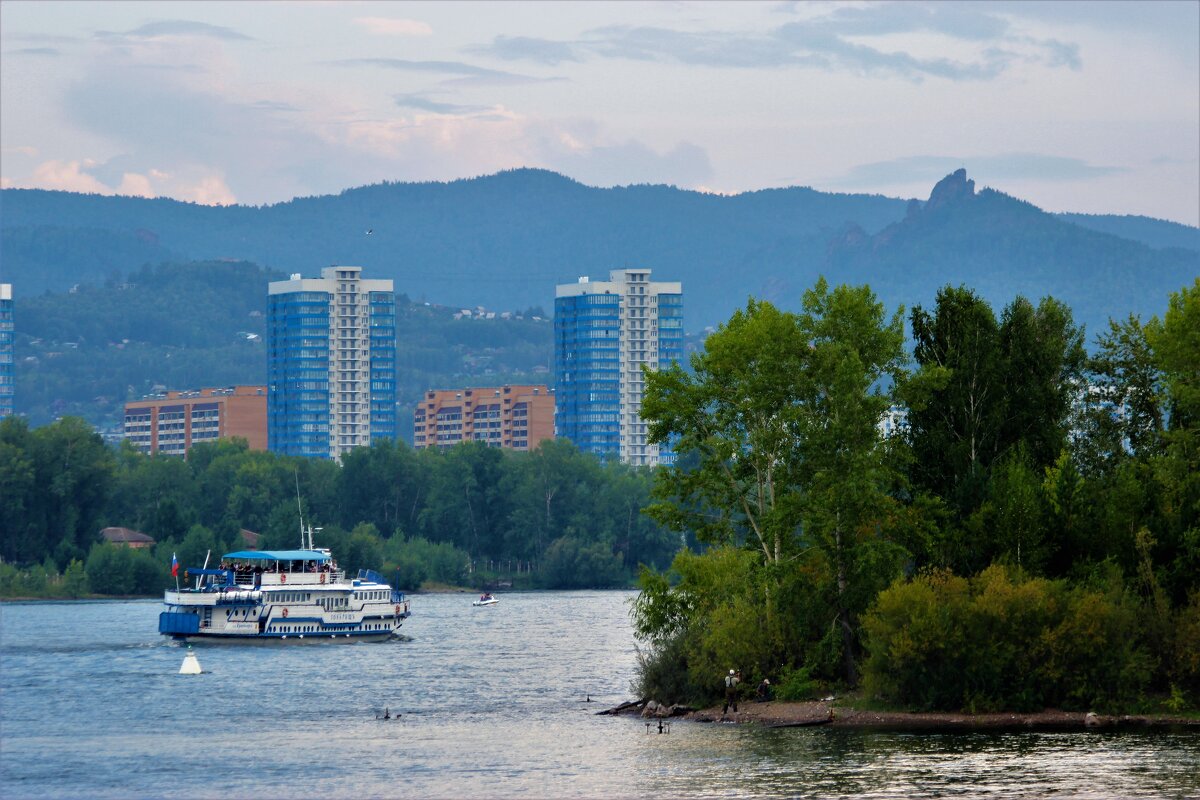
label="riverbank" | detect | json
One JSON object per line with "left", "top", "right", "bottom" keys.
{"left": 606, "top": 699, "right": 1200, "bottom": 731}
{"left": 695, "top": 701, "right": 1200, "bottom": 730}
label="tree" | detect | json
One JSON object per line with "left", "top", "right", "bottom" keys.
{"left": 418, "top": 442, "right": 509, "bottom": 558}
{"left": 640, "top": 280, "right": 909, "bottom": 685}
{"left": 1078, "top": 315, "right": 1163, "bottom": 470}
{"left": 642, "top": 298, "right": 814, "bottom": 564}
{"left": 908, "top": 286, "right": 1003, "bottom": 514}
{"left": 337, "top": 440, "right": 426, "bottom": 535}
{"left": 0, "top": 418, "right": 37, "bottom": 562}
{"left": 908, "top": 288, "right": 1085, "bottom": 520}
{"left": 790, "top": 280, "right": 910, "bottom": 682}
{"left": 31, "top": 417, "right": 115, "bottom": 561}
{"left": 997, "top": 296, "right": 1086, "bottom": 473}
{"left": 1145, "top": 278, "right": 1200, "bottom": 603}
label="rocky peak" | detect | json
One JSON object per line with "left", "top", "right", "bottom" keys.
{"left": 925, "top": 168, "right": 975, "bottom": 212}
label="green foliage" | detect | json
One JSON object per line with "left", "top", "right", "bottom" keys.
{"left": 539, "top": 537, "right": 626, "bottom": 589}
{"left": 774, "top": 665, "right": 821, "bottom": 702}
{"left": 631, "top": 633, "right": 698, "bottom": 706}
{"left": 0, "top": 416, "right": 114, "bottom": 564}
{"left": 863, "top": 565, "right": 1153, "bottom": 712}
{"left": 634, "top": 277, "right": 1198, "bottom": 713}
{"left": 384, "top": 535, "right": 468, "bottom": 590}
{"left": 641, "top": 280, "right": 910, "bottom": 688}
{"left": 61, "top": 559, "right": 90, "bottom": 598}
{"left": 0, "top": 422, "right": 675, "bottom": 594}
{"left": 1174, "top": 593, "right": 1200, "bottom": 691}
{"left": 83, "top": 543, "right": 165, "bottom": 596}
{"left": 907, "top": 287, "right": 1085, "bottom": 528}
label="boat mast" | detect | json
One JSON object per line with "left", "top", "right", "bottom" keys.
{"left": 295, "top": 469, "right": 306, "bottom": 550}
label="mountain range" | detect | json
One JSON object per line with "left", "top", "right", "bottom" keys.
{"left": 4, "top": 168, "right": 1195, "bottom": 336}
{"left": 0, "top": 168, "right": 1196, "bottom": 431}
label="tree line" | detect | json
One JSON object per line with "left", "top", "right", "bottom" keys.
{"left": 0, "top": 429, "right": 682, "bottom": 597}
{"left": 632, "top": 277, "right": 1199, "bottom": 713}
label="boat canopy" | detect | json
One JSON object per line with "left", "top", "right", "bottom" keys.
{"left": 222, "top": 550, "right": 332, "bottom": 562}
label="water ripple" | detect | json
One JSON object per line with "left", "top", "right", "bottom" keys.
{"left": 2, "top": 593, "right": 1198, "bottom": 799}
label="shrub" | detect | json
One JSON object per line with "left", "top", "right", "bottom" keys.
{"left": 863, "top": 564, "right": 1153, "bottom": 712}
{"left": 774, "top": 665, "right": 821, "bottom": 701}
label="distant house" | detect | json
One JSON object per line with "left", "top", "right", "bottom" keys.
{"left": 100, "top": 527, "right": 156, "bottom": 549}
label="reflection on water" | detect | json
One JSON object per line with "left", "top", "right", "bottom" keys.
{"left": 2, "top": 594, "right": 1198, "bottom": 799}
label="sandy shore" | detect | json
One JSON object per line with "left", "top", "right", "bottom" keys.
{"left": 670, "top": 700, "right": 1200, "bottom": 730}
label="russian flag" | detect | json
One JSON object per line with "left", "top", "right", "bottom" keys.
{"left": 171, "top": 552, "right": 179, "bottom": 577}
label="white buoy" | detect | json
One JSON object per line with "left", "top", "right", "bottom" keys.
{"left": 179, "top": 646, "right": 203, "bottom": 675}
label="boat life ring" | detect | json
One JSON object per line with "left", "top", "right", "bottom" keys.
{"left": 282, "top": 608, "right": 289, "bottom": 618}
{"left": 280, "top": 574, "right": 287, "bottom": 583}
{"left": 319, "top": 573, "right": 326, "bottom": 584}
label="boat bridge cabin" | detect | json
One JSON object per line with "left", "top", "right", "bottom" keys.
{"left": 209, "top": 549, "right": 343, "bottom": 588}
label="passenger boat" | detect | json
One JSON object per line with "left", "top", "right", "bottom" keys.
{"left": 158, "top": 544, "right": 410, "bottom": 643}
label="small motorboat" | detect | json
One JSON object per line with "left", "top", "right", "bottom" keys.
{"left": 473, "top": 593, "right": 499, "bottom": 607}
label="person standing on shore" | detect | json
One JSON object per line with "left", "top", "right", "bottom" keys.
{"left": 723, "top": 669, "right": 740, "bottom": 715}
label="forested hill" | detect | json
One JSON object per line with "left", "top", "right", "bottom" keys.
{"left": 3, "top": 168, "right": 1195, "bottom": 334}
{"left": 827, "top": 170, "right": 1200, "bottom": 331}
{"left": 13, "top": 261, "right": 553, "bottom": 429}
{"left": 1057, "top": 212, "right": 1200, "bottom": 251}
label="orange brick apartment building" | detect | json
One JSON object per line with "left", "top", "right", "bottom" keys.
{"left": 124, "top": 386, "right": 267, "bottom": 455}
{"left": 414, "top": 385, "right": 554, "bottom": 451}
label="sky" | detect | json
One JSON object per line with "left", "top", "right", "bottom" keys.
{"left": 1, "top": 0, "right": 1197, "bottom": 225}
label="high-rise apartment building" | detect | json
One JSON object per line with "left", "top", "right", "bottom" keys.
{"left": 0, "top": 284, "right": 12, "bottom": 419}
{"left": 268, "top": 266, "right": 396, "bottom": 459}
{"left": 555, "top": 269, "right": 682, "bottom": 466}
{"left": 414, "top": 384, "right": 554, "bottom": 452}
{"left": 124, "top": 386, "right": 267, "bottom": 455}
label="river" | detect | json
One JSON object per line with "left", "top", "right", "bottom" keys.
{"left": 2, "top": 592, "right": 1198, "bottom": 798}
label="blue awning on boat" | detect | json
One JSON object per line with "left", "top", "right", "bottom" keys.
{"left": 222, "top": 550, "right": 331, "bottom": 562}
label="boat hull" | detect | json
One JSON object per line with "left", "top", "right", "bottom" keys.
{"left": 167, "top": 630, "right": 401, "bottom": 644}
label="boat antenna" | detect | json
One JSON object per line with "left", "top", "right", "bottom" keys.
{"left": 295, "top": 468, "right": 305, "bottom": 550}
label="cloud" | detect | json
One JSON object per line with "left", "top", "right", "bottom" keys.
{"left": 815, "top": 3, "right": 1010, "bottom": 40}
{"left": 178, "top": 175, "right": 236, "bottom": 205}
{"left": 27, "top": 159, "right": 111, "bottom": 193}
{"left": 467, "top": 35, "right": 582, "bottom": 65}
{"left": 116, "top": 172, "right": 155, "bottom": 197}
{"left": 352, "top": 17, "right": 433, "bottom": 37}
{"left": 7, "top": 47, "right": 61, "bottom": 56}
{"left": 394, "top": 94, "right": 492, "bottom": 115}
{"left": 472, "top": 2, "right": 1081, "bottom": 81}
{"left": 97, "top": 20, "right": 254, "bottom": 41}
{"left": 329, "top": 57, "right": 550, "bottom": 83}
{"left": 1037, "top": 38, "right": 1081, "bottom": 70}
{"left": 32, "top": 51, "right": 698, "bottom": 203}
{"left": 549, "top": 138, "right": 714, "bottom": 188}
{"left": 834, "top": 154, "right": 1125, "bottom": 188}
{"left": 7, "top": 156, "right": 237, "bottom": 204}
{"left": 247, "top": 100, "right": 301, "bottom": 112}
